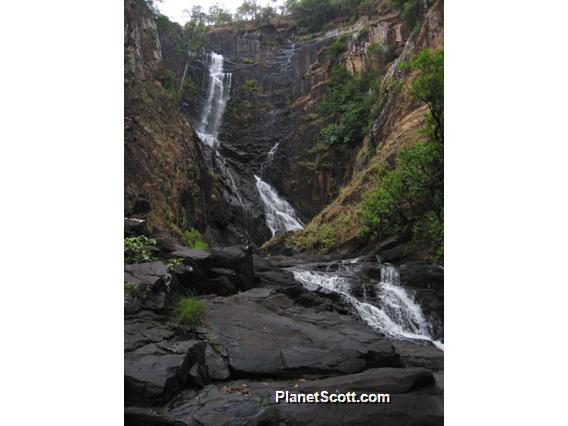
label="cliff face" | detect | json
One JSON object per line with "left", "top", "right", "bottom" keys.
{"left": 125, "top": 0, "right": 232, "bottom": 242}
{"left": 274, "top": 0, "right": 444, "bottom": 255}
{"left": 137, "top": 0, "right": 443, "bottom": 251}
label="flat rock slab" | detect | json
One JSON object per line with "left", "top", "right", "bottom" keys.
{"left": 203, "top": 289, "right": 401, "bottom": 379}
{"left": 124, "top": 261, "right": 168, "bottom": 287}
{"left": 167, "top": 367, "right": 442, "bottom": 426}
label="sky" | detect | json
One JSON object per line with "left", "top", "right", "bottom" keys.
{"left": 157, "top": 0, "right": 285, "bottom": 24}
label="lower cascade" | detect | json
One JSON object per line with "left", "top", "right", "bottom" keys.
{"left": 292, "top": 262, "right": 443, "bottom": 350}
{"left": 255, "top": 175, "right": 304, "bottom": 236}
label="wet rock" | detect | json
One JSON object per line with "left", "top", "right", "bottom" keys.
{"left": 124, "top": 319, "right": 175, "bottom": 352}
{"left": 167, "top": 368, "right": 442, "bottom": 426}
{"left": 125, "top": 339, "right": 206, "bottom": 406}
{"left": 124, "top": 261, "right": 169, "bottom": 287}
{"left": 399, "top": 261, "right": 443, "bottom": 290}
{"left": 203, "top": 289, "right": 401, "bottom": 379}
{"left": 205, "top": 345, "right": 230, "bottom": 381}
{"left": 125, "top": 407, "right": 186, "bottom": 426}
{"left": 124, "top": 217, "right": 148, "bottom": 236}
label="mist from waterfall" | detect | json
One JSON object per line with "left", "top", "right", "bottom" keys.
{"left": 292, "top": 263, "right": 443, "bottom": 350}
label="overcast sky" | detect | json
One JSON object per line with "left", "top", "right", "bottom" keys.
{"left": 157, "top": 0, "right": 285, "bottom": 24}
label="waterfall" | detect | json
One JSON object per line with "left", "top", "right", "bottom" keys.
{"left": 255, "top": 174, "right": 304, "bottom": 236}
{"left": 195, "top": 52, "right": 243, "bottom": 206}
{"left": 260, "top": 142, "right": 280, "bottom": 177}
{"left": 291, "top": 263, "right": 443, "bottom": 350}
{"left": 197, "top": 52, "right": 232, "bottom": 148}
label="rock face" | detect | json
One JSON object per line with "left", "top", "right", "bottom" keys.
{"left": 124, "top": 244, "right": 443, "bottom": 424}
{"left": 166, "top": 368, "right": 442, "bottom": 426}
{"left": 125, "top": 0, "right": 249, "bottom": 245}
{"left": 203, "top": 289, "right": 401, "bottom": 378}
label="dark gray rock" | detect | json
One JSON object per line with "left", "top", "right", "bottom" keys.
{"left": 125, "top": 339, "right": 206, "bottom": 406}
{"left": 125, "top": 407, "right": 186, "bottom": 426}
{"left": 399, "top": 261, "right": 444, "bottom": 290}
{"left": 124, "top": 218, "right": 148, "bottom": 236}
{"left": 167, "top": 368, "right": 442, "bottom": 426}
{"left": 203, "top": 289, "right": 401, "bottom": 379}
{"left": 124, "top": 261, "right": 169, "bottom": 287}
{"left": 125, "top": 319, "right": 175, "bottom": 352}
{"left": 205, "top": 345, "right": 230, "bottom": 381}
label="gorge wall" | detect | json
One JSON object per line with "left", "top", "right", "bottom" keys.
{"left": 126, "top": 0, "right": 443, "bottom": 255}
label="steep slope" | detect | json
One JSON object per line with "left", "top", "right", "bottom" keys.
{"left": 125, "top": 0, "right": 242, "bottom": 244}
{"left": 268, "top": 0, "right": 444, "bottom": 258}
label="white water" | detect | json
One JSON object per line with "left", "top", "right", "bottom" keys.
{"left": 195, "top": 52, "right": 244, "bottom": 206}
{"left": 292, "top": 263, "right": 443, "bottom": 350}
{"left": 197, "top": 52, "right": 232, "bottom": 148}
{"left": 255, "top": 174, "right": 304, "bottom": 236}
{"left": 260, "top": 142, "right": 280, "bottom": 176}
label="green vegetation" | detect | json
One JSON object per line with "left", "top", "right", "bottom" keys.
{"left": 124, "top": 282, "right": 137, "bottom": 303}
{"left": 176, "top": 296, "right": 206, "bottom": 330}
{"left": 167, "top": 257, "right": 184, "bottom": 270}
{"left": 326, "top": 34, "right": 350, "bottom": 59}
{"left": 286, "top": 0, "right": 375, "bottom": 33}
{"left": 317, "top": 66, "right": 380, "bottom": 147}
{"left": 362, "top": 49, "right": 444, "bottom": 260}
{"left": 289, "top": 223, "right": 338, "bottom": 253}
{"left": 242, "top": 79, "right": 261, "bottom": 92}
{"left": 241, "top": 56, "right": 256, "bottom": 64}
{"left": 184, "top": 228, "right": 209, "bottom": 249}
{"left": 124, "top": 236, "right": 157, "bottom": 264}
{"left": 391, "top": 0, "right": 433, "bottom": 32}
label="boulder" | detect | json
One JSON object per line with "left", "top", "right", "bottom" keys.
{"left": 125, "top": 339, "right": 206, "bottom": 406}
{"left": 124, "top": 218, "right": 148, "bottom": 236}
{"left": 124, "top": 261, "right": 169, "bottom": 287}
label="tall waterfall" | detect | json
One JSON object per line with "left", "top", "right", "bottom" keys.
{"left": 292, "top": 262, "right": 443, "bottom": 350}
{"left": 197, "top": 52, "right": 232, "bottom": 148}
{"left": 195, "top": 52, "right": 243, "bottom": 206}
{"left": 255, "top": 174, "right": 304, "bottom": 236}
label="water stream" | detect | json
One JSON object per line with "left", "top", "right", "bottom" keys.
{"left": 196, "top": 52, "right": 244, "bottom": 206}
{"left": 291, "top": 261, "right": 443, "bottom": 350}
{"left": 255, "top": 174, "right": 304, "bottom": 236}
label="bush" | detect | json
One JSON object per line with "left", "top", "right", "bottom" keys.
{"left": 326, "top": 34, "right": 349, "bottom": 59}
{"left": 242, "top": 79, "right": 260, "bottom": 92}
{"left": 176, "top": 296, "right": 206, "bottom": 329}
{"left": 362, "top": 48, "right": 443, "bottom": 260}
{"left": 167, "top": 257, "right": 184, "bottom": 270}
{"left": 124, "top": 236, "right": 156, "bottom": 264}
{"left": 317, "top": 66, "right": 378, "bottom": 147}
{"left": 184, "top": 229, "right": 209, "bottom": 249}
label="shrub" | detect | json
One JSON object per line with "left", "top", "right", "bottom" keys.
{"left": 317, "top": 66, "right": 378, "bottom": 147}
{"left": 124, "top": 236, "right": 156, "bottom": 264}
{"left": 362, "top": 49, "right": 443, "bottom": 260}
{"left": 176, "top": 296, "right": 206, "bottom": 330}
{"left": 326, "top": 34, "right": 349, "bottom": 59}
{"left": 242, "top": 79, "right": 260, "bottom": 92}
{"left": 124, "top": 282, "right": 137, "bottom": 303}
{"left": 167, "top": 257, "right": 184, "bottom": 270}
{"left": 184, "top": 229, "right": 209, "bottom": 249}
{"left": 241, "top": 56, "right": 256, "bottom": 64}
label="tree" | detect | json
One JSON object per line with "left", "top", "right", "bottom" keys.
{"left": 362, "top": 49, "right": 444, "bottom": 260}
{"left": 207, "top": 4, "right": 233, "bottom": 26}
{"left": 237, "top": 0, "right": 260, "bottom": 21}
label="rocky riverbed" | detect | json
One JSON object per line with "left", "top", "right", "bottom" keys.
{"left": 124, "top": 237, "right": 443, "bottom": 425}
